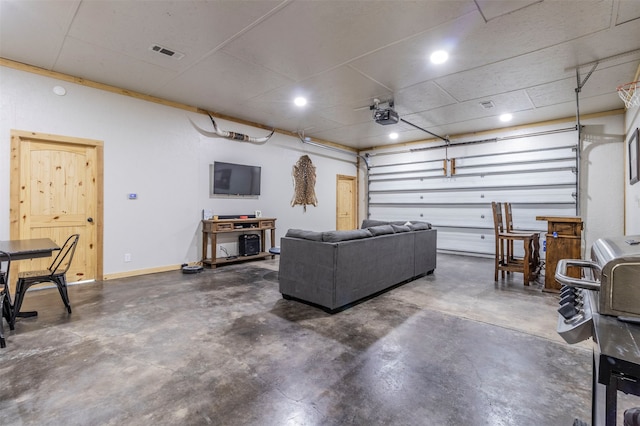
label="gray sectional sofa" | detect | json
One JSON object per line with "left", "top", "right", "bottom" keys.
{"left": 278, "top": 220, "right": 437, "bottom": 313}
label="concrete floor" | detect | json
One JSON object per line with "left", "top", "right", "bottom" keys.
{"left": 0, "top": 253, "right": 631, "bottom": 425}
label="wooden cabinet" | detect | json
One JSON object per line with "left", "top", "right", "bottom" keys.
{"left": 201, "top": 218, "right": 276, "bottom": 268}
{"left": 535, "top": 215, "right": 583, "bottom": 292}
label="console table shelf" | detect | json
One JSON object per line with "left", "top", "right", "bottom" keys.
{"left": 201, "top": 218, "right": 276, "bottom": 268}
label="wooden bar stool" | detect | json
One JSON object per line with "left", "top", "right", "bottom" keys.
{"left": 492, "top": 202, "right": 536, "bottom": 285}
{"left": 504, "top": 202, "right": 540, "bottom": 277}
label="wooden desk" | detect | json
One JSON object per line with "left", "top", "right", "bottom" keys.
{"left": 535, "top": 216, "right": 583, "bottom": 292}
{"left": 201, "top": 218, "right": 276, "bottom": 268}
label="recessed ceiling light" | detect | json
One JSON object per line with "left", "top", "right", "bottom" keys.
{"left": 389, "top": 132, "right": 399, "bottom": 140}
{"left": 294, "top": 97, "right": 307, "bottom": 107}
{"left": 430, "top": 50, "right": 449, "bottom": 65}
{"left": 499, "top": 113, "right": 513, "bottom": 122}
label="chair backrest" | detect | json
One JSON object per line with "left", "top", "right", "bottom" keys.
{"left": 491, "top": 202, "right": 505, "bottom": 235}
{"left": 504, "top": 202, "right": 515, "bottom": 232}
{"left": 49, "top": 234, "right": 80, "bottom": 276}
{"left": 0, "top": 250, "right": 10, "bottom": 288}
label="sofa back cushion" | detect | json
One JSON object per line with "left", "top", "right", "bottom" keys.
{"left": 367, "top": 224, "right": 396, "bottom": 236}
{"left": 362, "top": 219, "right": 432, "bottom": 230}
{"left": 391, "top": 224, "right": 411, "bottom": 233}
{"left": 408, "top": 222, "right": 432, "bottom": 231}
{"left": 361, "top": 219, "right": 389, "bottom": 228}
{"left": 285, "top": 229, "right": 324, "bottom": 241}
{"left": 322, "top": 229, "right": 372, "bottom": 242}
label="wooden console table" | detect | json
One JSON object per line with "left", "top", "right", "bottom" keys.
{"left": 535, "top": 215, "right": 583, "bottom": 292}
{"left": 201, "top": 217, "right": 276, "bottom": 268}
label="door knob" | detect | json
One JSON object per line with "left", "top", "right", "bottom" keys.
{"left": 87, "top": 217, "right": 94, "bottom": 223}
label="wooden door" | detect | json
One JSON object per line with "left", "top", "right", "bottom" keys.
{"left": 10, "top": 130, "right": 103, "bottom": 283}
{"left": 336, "top": 175, "right": 357, "bottom": 230}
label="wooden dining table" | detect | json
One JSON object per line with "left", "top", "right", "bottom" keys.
{"left": 0, "top": 238, "right": 60, "bottom": 261}
{"left": 0, "top": 238, "right": 60, "bottom": 322}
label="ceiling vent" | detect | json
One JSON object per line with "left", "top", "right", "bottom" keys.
{"left": 480, "top": 100, "right": 495, "bottom": 109}
{"left": 149, "top": 44, "right": 184, "bottom": 60}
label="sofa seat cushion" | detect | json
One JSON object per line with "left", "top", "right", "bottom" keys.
{"left": 322, "top": 229, "right": 372, "bottom": 242}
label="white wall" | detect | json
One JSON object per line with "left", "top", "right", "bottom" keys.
{"left": 624, "top": 104, "right": 640, "bottom": 235}
{"left": 580, "top": 115, "right": 626, "bottom": 251}
{"left": 0, "top": 66, "right": 356, "bottom": 276}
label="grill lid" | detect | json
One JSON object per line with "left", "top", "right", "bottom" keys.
{"left": 592, "top": 235, "right": 640, "bottom": 267}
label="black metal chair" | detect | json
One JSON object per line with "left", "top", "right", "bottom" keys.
{"left": 0, "top": 250, "right": 13, "bottom": 348}
{"left": 11, "top": 234, "right": 79, "bottom": 327}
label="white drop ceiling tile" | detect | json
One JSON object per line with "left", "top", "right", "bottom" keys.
{"left": 526, "top": 79, "right": 576, "bottom": 108}
{"left": 0, "top": 0, "right": 79, "bottom": 69}
{"left": 394, "top": 113, "right": 441, "bottom": 133}
{"left": 615, "top": 0, "right": 640, "bottom": 25}
{"left": 394, "top": 81, "right": 458, "bottom": 115}
{"left": 222, "top": 0, "right": 475, "bottom": 81}
{"left": 409, "top": 90, "right": 535, "bottom": 128}
{"left": 579, "top": 62, "right": 640, "bottom": 98}
{"left": 528, "top": 61, "right": 640, "bottom": 108}
{"left": 211, "top": 100, "right": 343, "bottom": 138}
{"left": 573, "top": 92, "right": 625, "bottom": 115}
{"left": 310, "top": 120, "right": 393, "bottom": 144}
{"left": 436, "top": 43, "right": 583, "bottom": 102}
{"left": 277, "top": 114, "right": 344, "bottom": 138}
{"left": 67, "top": 0, "right": 282, "bottom": 72}
{"left": 351, "top": 1, "right": 612, "bottom": 94}
{"left": 211, "top": 103, "right": 283, "bottom": 130}
{"left": 54, "top": 37, "right": 179, "bottom": 95}
{"left": 316, "top": 104, "right": 376, "bottom": 127}
{"left": 351, "top": 128, "right": 433, "bottom": 149}
{"left": 475, "top": 0, "right": 542, "bottom": 21}
{"left": 153, "top": 50, "right": 293, "bottom": 112}
{"left": 570, "top": 21, "right": 640, "bottom": 68}
{"left": 247, "top": 66, "right": 391, "bottom": 116}
{"left": 444, "top": 93, "right": 620, "bottom": 139}
{"left": 349, "top": 11, "right": 487, "bottom": 91}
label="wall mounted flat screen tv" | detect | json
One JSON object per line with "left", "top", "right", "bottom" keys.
{"left": 211, "top": 161, "right": 261, "bottom": 196}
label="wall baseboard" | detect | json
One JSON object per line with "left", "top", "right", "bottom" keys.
{"left": 103, "top": 264, "right": 182, "bottom": 280}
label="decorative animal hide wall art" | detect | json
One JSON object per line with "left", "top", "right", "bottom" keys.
{"left": 189, "top": 113, "right": 274, "bottom": 144}
{"left": 291, "top": 155, "right": 318, "bottom": 211}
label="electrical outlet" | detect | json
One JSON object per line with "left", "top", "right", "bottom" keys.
{"left": 124, "top": 253, "right": 132, "bottom": 262}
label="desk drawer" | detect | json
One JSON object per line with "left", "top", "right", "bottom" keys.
{"left": 215, "top": 222, "right": 234, "bottom": 231}
{"left": 259, "top": 220, "right": 275, "bottom": 228}
{"left": 548, "top": 222, "right": 582, "bottom": 236}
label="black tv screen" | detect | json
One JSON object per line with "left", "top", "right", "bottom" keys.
{"left": 212, "top": 161, "right": 261, "bottom": 196}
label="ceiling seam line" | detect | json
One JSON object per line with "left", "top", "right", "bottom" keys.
{"left": 52, "top": 0, "right": 83, "bottom": 70}
{"left": 199, "top": 0, "right": 294, "bottom": 60}
{"left": 346, "top": 65, "right": 393, "bottom": 93}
